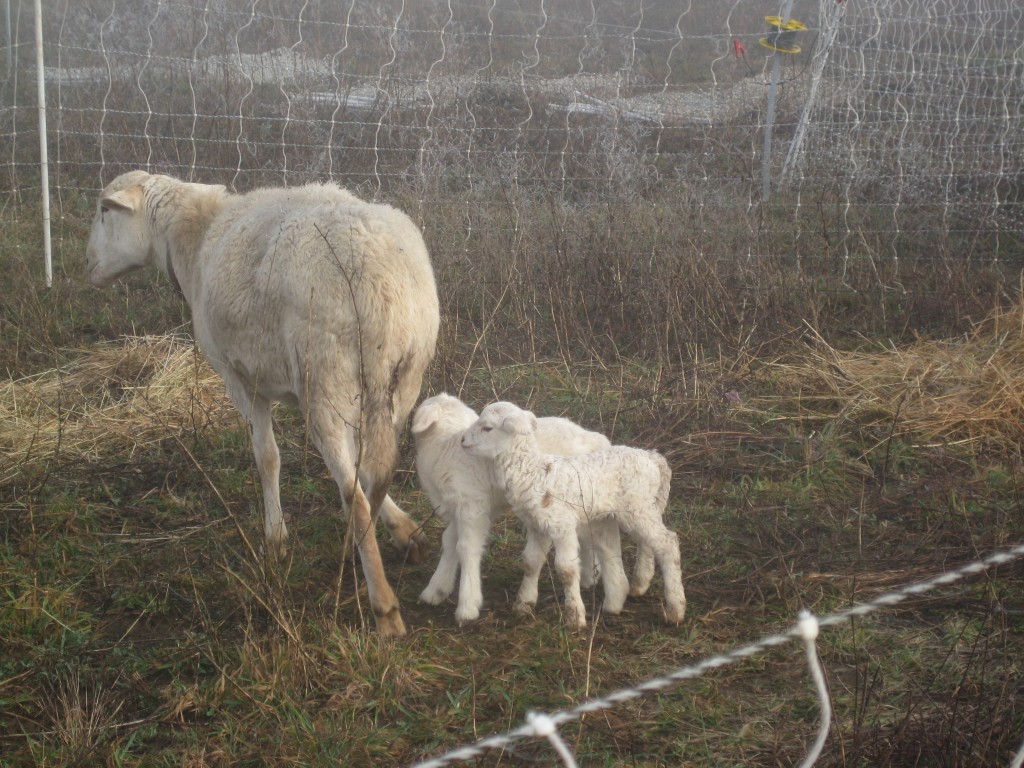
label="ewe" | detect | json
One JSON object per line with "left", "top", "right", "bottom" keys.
{"left": 412, "top": 393, "right": 629, "bottom": 624}
{"left": 461, "top": 402, "right": 686, "bottom": 628}
{"left": 86, "top": 171, "right": 439, "bottom": 636}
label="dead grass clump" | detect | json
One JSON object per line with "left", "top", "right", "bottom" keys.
{"left": 0, "top": 335, "right": 236, "bottom": 479}
{"left": 780, "top": 301, "right": 1024, "bottom": 449}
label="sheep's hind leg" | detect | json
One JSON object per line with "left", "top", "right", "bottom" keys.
{"left": 318, "top": 431, "right": 406, "bottom": 637}
{"left": 378, "top": 494, "right": 429, "bottom": 563}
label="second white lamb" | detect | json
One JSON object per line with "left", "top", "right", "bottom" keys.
{"left": 461, "top": 401, "right": 686, "bottom": 628}
{"left": 413, "top": 393, "right": 628, "bottom": 625}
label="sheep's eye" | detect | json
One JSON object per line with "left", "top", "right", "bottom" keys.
{"left": 100, "top": 205, "right": 109, "bottom": 216}
{"left": 481, "top": 426, "right": 492, "bottom": 432}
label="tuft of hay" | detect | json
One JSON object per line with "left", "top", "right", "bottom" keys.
{"left": 775, "top": 301, "right": 1024, "bottom": 449}
{"left": 1, "top": 335, "right": 238, "bottom": 478}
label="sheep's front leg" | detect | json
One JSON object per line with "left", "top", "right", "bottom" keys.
{"left": 550, "top": 529, "right": 586, "bottom": 629}
{"left": 420, "top": 516, "right": 460, "bottom": 606}
{"left": 515, "top": 527, "right": 551, "bottom": 615}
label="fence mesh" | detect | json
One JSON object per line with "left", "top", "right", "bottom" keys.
{"left": 2, "top": 0, "right": 1022, "bottom": 267}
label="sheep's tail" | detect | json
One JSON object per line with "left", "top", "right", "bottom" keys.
{"left": 359, "top": 373, "right": 401, "bottom": 515}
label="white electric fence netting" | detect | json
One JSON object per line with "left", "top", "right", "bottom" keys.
{"left": 412, "top": 541, "right": 1024, "bottom": 768}
{"left": 3, "top": 0, "right": 1022, "bottom": 270}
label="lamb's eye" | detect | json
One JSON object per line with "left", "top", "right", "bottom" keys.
{"left": 481, "top": 426, "right": 492, "bottom": 432}
{"left": 100, "top": 205, "right": 109, "bottom": 216}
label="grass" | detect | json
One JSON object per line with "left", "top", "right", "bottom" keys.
{"left": 2, "top": 195, "right": 1024, "bottom": 767}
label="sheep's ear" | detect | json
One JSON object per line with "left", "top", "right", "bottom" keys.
{"left": 502, "top": 410, "right": 537, "bottom": 436}
{"left": 411, "top": 403, "right": 439, "bottom": 434}
{"left": 185, "top": 182, "right": 227, "bottom": 196}
{"left": 101, "top": 186, "right": 142, "bottom": 213}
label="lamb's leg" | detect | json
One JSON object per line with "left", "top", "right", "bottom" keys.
{"left": 378, "top": 494, "right": 429, "bottom": 563}
{"left": 551, "top": 529, "right": 586, "bottom": 629}
{"left": 515, "top": 527, "right": 551, "bottom": 615}
{"left": 590, "top": 519, "right": 628, "bottom": 614}
{"left": 578, "top": 523, "right": 599, "bottom": 589}
{"left": 629, "top": 521, "right": 686, "bottom": 625}
{"left": 225, "top": 376, "right": 287, "bottom": 556}
{"left": 453, "top": 512, "right": 491, "bottom": 624}
{"left": 630, "top": 544, "right": 656, "bottom": 597}
{"left": 420, "top": 517, "right": 460, "bottom": 606}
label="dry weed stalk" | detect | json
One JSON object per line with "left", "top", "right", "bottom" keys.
{"left": 0, "top": 334, "right": 236, "bottom": 478}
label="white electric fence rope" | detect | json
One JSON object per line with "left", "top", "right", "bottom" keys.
{"left": 411, "top": 540, "right": 1024, "bottom": 768}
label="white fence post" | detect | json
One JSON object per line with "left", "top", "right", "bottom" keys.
{"left": 34, "top": 0, "right": 52, "bottom": 287}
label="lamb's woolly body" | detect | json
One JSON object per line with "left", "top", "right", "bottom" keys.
{"left": 462, "top": 402, "right": 686, "bottom": 628}
{"left": 412, "top": 393, "right": 626, "bottom": 625}
{"left": 86, "top": 171, "right": 440, "bottom": 636}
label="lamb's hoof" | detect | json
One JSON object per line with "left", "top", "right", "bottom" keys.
{"left": 663, "top": 603, "right": 686, "bottom": 626}
{"left": 513, "top": 601, "right": 535, "bottom": 617}
{"left": 603, "top": 598, "right": 626, "bottom": 615}
{"left": 418, "top": 586, "right": 449, "bottom": 606}
{"left": 455, "top": 606, "right": 481, "bottom": 625}
{"left": 264, "top": 536, "right": 290, "bottom": 561}
{"left": 629, "top": 584, "right": 650, "bottom": 598}
{"left": 565, "top": 615, "right": 587, "bottom": 631}
{"left": 375, "top": 607, "right": 407, "bottom": 637}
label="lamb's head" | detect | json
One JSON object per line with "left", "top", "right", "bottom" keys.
{"left": 85, "top": 171, "right": 227, "bottom": 287}
{"left": 411, "top": 394, "right": 478, "bottom": 443}
{"left": 460, "top": 401, "right": 538, "bottom": 459}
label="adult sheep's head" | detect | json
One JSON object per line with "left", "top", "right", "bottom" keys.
{"left": 461, "top": 402, "right": 538, "bottom": 459}
{"left": 85, "top": 170, "right": 227, "bottom": 288}
{"left": 85, "top": 171, "right": 154, "bottom": 287}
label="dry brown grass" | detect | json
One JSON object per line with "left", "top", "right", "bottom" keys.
{"left": 764, "top": 300, "right": 1024, "bottom": 451}
{"left": 0, "top": 334, "right": 236, "bottom": 481}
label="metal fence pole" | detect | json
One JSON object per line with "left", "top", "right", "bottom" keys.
{"left": 761, "top": 0, "right": 796, "bottom": 203}
{"left": 34, "top": 0, "right": 52, "bottom": 287}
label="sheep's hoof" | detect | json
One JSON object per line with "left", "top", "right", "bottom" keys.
{"left": 455, "top": 606, "right": 481, "bottom": 625}
{"left": 629, "top": 584, "right": 650, "bottom": 598}
{"left": 375, "top": 608, "right": 407, "bottom": 637}
{"left": 401, "top": 530, "right": 430, "bottom": 564}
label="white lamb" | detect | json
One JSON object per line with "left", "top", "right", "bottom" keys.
{"left": 412, "top": 393, "right": 629, "bottom": 624}
{"left": 461, "top": 401, "right": 686, "bottom": 628}
{"left": 85, "top": 171, "right": 440, "bottom": 636}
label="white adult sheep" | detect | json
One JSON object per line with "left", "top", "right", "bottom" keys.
{"left": 85, "top": 170, "right": 439, "bottom": 636}
{"left": 461, "top": 401, "right": 686, "bottom": 628}
{"left": 411, "top": 393, "right": 629, "bottom": 624}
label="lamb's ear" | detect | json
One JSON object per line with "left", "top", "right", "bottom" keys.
{"left": 101, "top": 186, "right": 143, "bottom": 213}
{"left": 502, "top": 410, "right": 537, "bottom": 436}
{"left": 411, "top": 403, "right": 439, "bottom": 434}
